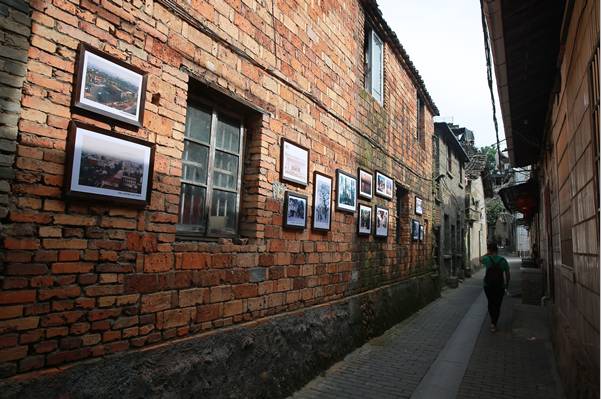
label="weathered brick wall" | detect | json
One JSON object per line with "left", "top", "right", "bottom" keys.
{"left": 0, "top": 0, "right": 30, "bottom": 235}
{"left": 0, "top": 0, "right": 436, "bottom": 378}
{"left": 538, "top": 0, "right": 599, "bottom": 396}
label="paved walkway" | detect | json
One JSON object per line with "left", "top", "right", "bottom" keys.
{"left": 290, "top": 258, "right": 564, "bottom": 399}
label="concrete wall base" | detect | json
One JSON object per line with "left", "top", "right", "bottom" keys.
{"left": 0, "top": 273, "right": 439, "bottom": 399}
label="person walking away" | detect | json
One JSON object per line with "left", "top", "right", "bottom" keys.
{"left": 482, "top": 242, "right": 510, "bottom": 332}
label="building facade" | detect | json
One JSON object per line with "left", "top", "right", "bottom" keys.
{"left": 0, "top": 0, "right": 440, "bottom": 396}
{"left": 433, "top": 122, "right": 469, "bottom": 282}
{"left": 486, "top": 0, "right": 600, "bottom": 397}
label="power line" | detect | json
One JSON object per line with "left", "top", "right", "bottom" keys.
{"left": 480, "top": 0, "right": 502, "bottom": 170}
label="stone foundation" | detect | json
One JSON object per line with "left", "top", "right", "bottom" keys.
{"left": 0, "top": 273, "right": 439, "bottom": 399}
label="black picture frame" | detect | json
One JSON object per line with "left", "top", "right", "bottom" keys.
{"left": 312, "top": 171, "right": 332, "bottom": 232}
{"left": 64, "top": 121, "right": 155, "bottom": 207}
{"left": 357, "top": 204, "right": 372, "bottom": 235}
{"left": 73, "top": 43, "right": 147, "bottom": 127}
{"left": 375, "top": 206, "right": 389, "bottom": 237}
{"left": 283, "top": 191, "right": 308, "bottom": 229}
{"left": 415, "top": 196, "right": 423, "bottom": 215}
{"left": 280, "top": 138, "right": 310, "bottom": 186}
{"left": 411, "top": 219, "right": 420, "bottom": 241}
{"left": 375, "top": 170, "right": 393, "bottom": 200}
{"left": 358, "top": 167, "right": 373, "bottom": 200}
{"left": 336, "top": 169, "right": 357, "bottom": 213}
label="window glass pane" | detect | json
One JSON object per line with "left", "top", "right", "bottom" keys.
{"left": 185, "top": 104, "right": 211, "bottom": 143}
{"left": 208, "top": 190, "right": 237, "bottom": 234}
{"left": 182, "top": 141, "right": 209, "bottom": 184}
{"left": 213, "top": 151, "right": 239, "bottom": 190}
{"left": 372, "top": 32, "right": 383, "bottom": 101}
{"left": 178, "top": 183, "right": 207, "bottom": 230}
{"left": 216, "top": 114, "right": 240, "bottom": 153}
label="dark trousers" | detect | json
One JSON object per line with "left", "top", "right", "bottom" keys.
{"left": 484, "top": 285, "right": 504, "bottom": 325}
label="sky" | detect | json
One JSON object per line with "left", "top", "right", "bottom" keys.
{"left": 377, "top": 0, "right": 506, "bottom": 149}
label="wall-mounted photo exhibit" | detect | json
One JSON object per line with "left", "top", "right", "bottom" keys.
{"left": 312, "top": 171, "right": 332, "bottom": 231}
{"left": 419, "top": 224, "right": 425, "bottom": 241}
{"left": 415, "top": 196, "right": 423, "bottom": 215}
{"left": 357, "top": 204, "right": 372, "bottom": 235}
{"left": 358, "top": 168, "right": 373, "bottom": 200}
{"left": 284, "top": 191, "right": 308, "bottom": 229}
{"left": 73, "top": 43, "right": 147, "bottom": 127}
{"left": 336, "top": 169, "right": 357, "bottom": 213}
{"left": 64, "top": 122, "right": 155, "bottom": 207}
{"left": 280, "top": 138, "right": 309, "bottom": 186}
{"left": 411, "top": 219, "right": 420, "bottom": 241}
{"left": 375, "top": 206, "right": 389, "bottom": 238}
{"left": 375, "top": 170, "right": 393, "bottom": 200}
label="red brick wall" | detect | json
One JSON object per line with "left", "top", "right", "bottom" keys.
{"left": 0, "top": 0, "right": 436, "bottom": 376}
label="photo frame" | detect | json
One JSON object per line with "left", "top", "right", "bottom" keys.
{"left": 358, "top": 168, "right": 373, "bottom": 200}
{"left": 312, "top": 171, "right": 332, "bottom": 232}
{"left": 336, "top": 169, "right": 357, "bottom": 213}
{"left": 375, "top": 171, "right": 394, "bottom": 200}
{"left": 411, "top": 219, "right": 420, "bottom": 241}
{"left": 283, "top": 191, "right": 308, "bottom": 229}
{"left": 375, "top": 206, "right": 389, "bottom": 237}
{"left": 64, "top": 121, "right": 155, "bottom": 207}
{"left": 73, "top": 43, "right": 147, "bottom": 127}
{"left": 280, "top": 138, "right": 310, "bottom": 186}
{"left": 415, "top": 196, "right": 423, "bottom": 215}
{"left": 419, "top": 224, "right": 425, "bottom": 241}
{"left": 357, "top": 204, "right": 372, "bottom": 235}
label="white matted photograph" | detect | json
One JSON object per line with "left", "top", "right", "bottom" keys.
{"left": 358, "top": 168, "right": 373, "bottom": 200}
{"left": 281, "top": 138, "right": 309, "bottom": 186}
{"left": 358, "top": 204, "right": 372, "bottom": 235}
{"left": 419, "top": 224, "right": 425, "bottom": 241}
{"left": 375, "top": 206, "right": 389, "bottom": 237}
{"left": 415, "top": 196, "right": 423, "bottom": 215}
{"left": 284, "top": 191, "right": 308, "bottom": 229}
{"left": 73, "top": 44, "right": 147, "bottom": 126}
{"left": 312, "top": 172, "right": 332, "bottom": 231}
{"left": 64, "top": 122, "right": 155, "bottom": 206}
{"left": 336, "top": 169, "right": 357, "bottom": 213}
{"left": 375, "top": 171, "right": 393, "bottom": 199}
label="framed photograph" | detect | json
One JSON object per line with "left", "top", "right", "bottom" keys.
{"left": 411, "top": 219, "right": 420, "bottom": 241}
{"left": 284, "top": 191, "right": 308, "bottom": 229}
{"left": 73, "top": 43, "right": 147, "bottom": 127}
{"left": 64, "top": 122, "right": 155, "bottom": 207}
{"left": 419, "top": 224, "right": 425, "bottom": 241}
{"left": 312, "top": 172, "right": 332, "bottom": 231}
{"left": 336, "top": 169, "right": 357, "bottom": 213}
{"left": 375, "top": 171, "right": 394, "bottom": 200}
{"left": 415, "top": 196, "right": 423, "bottom": 215}
{"left": 375, "top": 206, "right": 389, "bottom": 237}
{"left": 280, "top": 138, "right": 309, "bottom": 186}
{"left": 358, "top": 168, "right": 373, "bottom": 200}
{"left": 357, "top": 204, "right": 372, "bottom": 235}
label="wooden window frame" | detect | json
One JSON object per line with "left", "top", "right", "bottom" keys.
{"left": 177, "top": 96, "right": 246, "bottom": 240}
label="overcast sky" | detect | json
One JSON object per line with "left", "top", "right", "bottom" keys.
{"left": 378, "top": 0, "right": 506, "bottom": 149}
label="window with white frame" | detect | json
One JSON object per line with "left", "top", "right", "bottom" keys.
{"left": 177, "top": 99, "right": 244, "bottom": 238}
{"left": 365, "top": 28, "right": 384, "bottom": 104}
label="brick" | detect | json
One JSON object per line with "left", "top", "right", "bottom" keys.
{"left": 178, "top": 288, "right": 208, "bottom": 307}
{"left": 0, "top": 290, "right": 36, "bottom": 304}
{"left": 0, "top": 346, "right": 28, "bottom": 362}
{"left": 157, "top": 308, "right": 192, "bottom": 329}
{"left": 46, "top": 348, "right": 92, "bottom": 366}
{"left": 0, "top": 306, "right": 23, "bottom": 320}
{"left": 179, "top": 252, "right": 210, "bottom": 270}
{"left": 51, "top": 262, "right": 94, "bottom": 274}
{"left": 0, "top": 317, "right": 39, "bottom": 332}
{"left": 34, "top": 340, "right": 57, "bottom": 354}
{"left": 19, "top": 355, "right": 44, "bottom": 372}
{"left": 124, "top": 274, "right": 159, "bottom": 293}
{"left": 144, "top": 253, "right": 174, "bottom": 272}
{"left": 223, "top": 300, "right": 244, "bottom": 317}
{"left": 141, "top": 292, "right": 172, "bottom": 313}
{"left": 38, "top": 286, "right": 80, "bottom": 301}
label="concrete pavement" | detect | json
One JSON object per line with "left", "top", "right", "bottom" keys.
{"left": 290, "top": 257, "right": 564, "bottom": 399}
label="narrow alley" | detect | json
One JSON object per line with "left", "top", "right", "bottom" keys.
{"left": 291, "top": 257, "right": 564, "bottom": 399}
